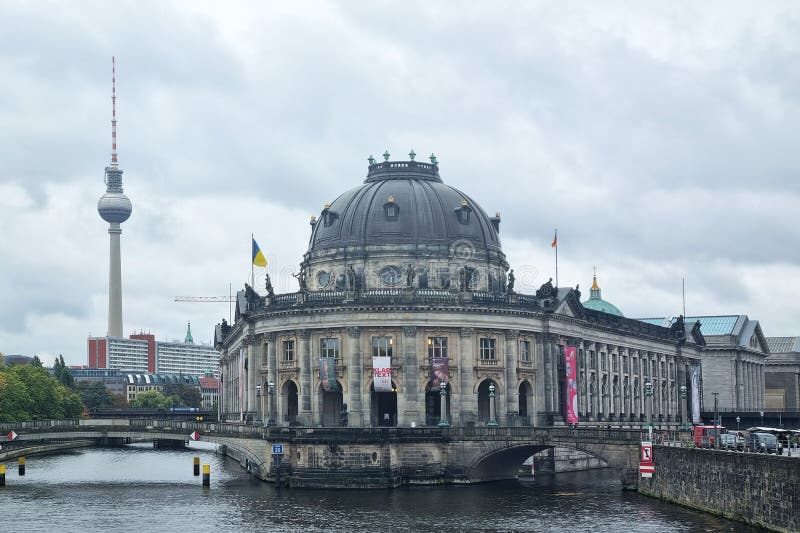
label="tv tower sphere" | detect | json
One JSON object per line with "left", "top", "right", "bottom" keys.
{"left": 97, "top": 173, "right": 132, "bottom": 223}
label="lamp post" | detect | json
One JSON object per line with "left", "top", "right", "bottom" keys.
{"left": 736, "top": 416, "right": 740, "bottom": 432}
{"left": 438, "top": 380, "right": 449, "bottom": 427}
{"left": 679, "top": 385, "right": 688, "bottom": 430}
{"left": 268, "top": 381, "right": 275, "bottom": 426}
{"left": 760, "top": 410, "right": 764, "bottom": 427}
{"left": 712, "top": 392, "right": 719, "bottom": 448}
{"left": 255, "top": 384, "right": 262, "bottom": 426}
{"left": 488, "top": 383, "right": 498, "bottom": 426}
{"left": 644, "top": 381, "right": 653, "bottom": 431}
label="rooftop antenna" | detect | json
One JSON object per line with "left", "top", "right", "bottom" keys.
{"left": 111, "top": 56, "right": 118, "bottom": 166}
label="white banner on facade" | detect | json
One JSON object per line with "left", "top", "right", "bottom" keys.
{"left": 690, "top": 365, "right": 701, "bottom": 424}
{"left": 373, "top": 356, "right": 392, "bottom": 392}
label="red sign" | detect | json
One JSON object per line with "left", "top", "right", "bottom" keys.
{"left": 7, "top": 430, "right": 17, "bottom": 440}
{"left": 189, "top": 431, "right": 200, "bottom": 441}
{"left": 564, "top": 346, "right": 579, "bottom": 424}
{"left": 641, "top": 441, "right": 653, "bottom": 462}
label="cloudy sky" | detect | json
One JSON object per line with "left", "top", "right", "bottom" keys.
{"left": 1, "top": 1, "right": 798, "bottom": 366}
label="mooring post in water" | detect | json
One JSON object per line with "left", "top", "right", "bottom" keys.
{"left": 18, "top": 456, "right": 25, "bottom": 476}
{"left": 202, "top": 464, "right": 210, "bottom": 487}
{"left": 0, "top": 463, "right": 6, "bottom": 485}
{"left": 193, "top": 456, "right": 200, "bottom": 476}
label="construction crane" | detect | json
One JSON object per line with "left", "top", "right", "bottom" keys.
{"left": 175, "top": 286, "right": 237, "bottom": 322}
{"left": 174, "top": 296, "right": 235, "bottom": 303}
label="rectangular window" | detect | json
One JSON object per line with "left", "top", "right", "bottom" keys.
{"left": 371, "top": 336, "right": 393, "bottom": 358}
{"left": 320, "top": 337, "right": 340, "bottom": 359}
{"left": 623, "top": 355, "right": 629, "bottom": 373}
{"left": 519, "top": 340, "right": 531, "bottom": 362}
{"left": 282, "top": 340, "right": 295, "bottom": 362}
{"left": 427, "top": 337, "right": 448, "bottom": 358}
{"left": 590, "top": 350, "right": 596, "bottom": 369}
{"left": 479, "top": 338, "right": 496, "bottom": 360}
{"left": 601, "top": 353, "right": 607, "bottom": 371}
{"left": 612, "top": 354, "right": 619, "bottom": 372}
{"left": 262, "top": 343, "right": 269, "bottom": 365}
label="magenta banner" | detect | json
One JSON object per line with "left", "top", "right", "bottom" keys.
{"left": 564, "top": 346, "right": 579, "bottom": 424}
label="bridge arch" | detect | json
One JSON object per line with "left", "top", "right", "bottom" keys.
{"left": 458, "top": 439, "right": 639, "bottom": 489}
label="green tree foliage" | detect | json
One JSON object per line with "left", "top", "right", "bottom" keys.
{"left": 31, "top": 355, "right": 43, "bottom": 368}
{"left": 0, "top": 364, "right": 82, "bottom": 421}
{"left": 76, "top": 381, "right": 114, "bottom": 410}
{"left": 53, "top": 355, "right": 75, "bottom": 389}
{"left": 129, "top": 390, "right": 171, "bottom": 409}
{"left": 161, "top": 383, "right": 202, "bottom": 408}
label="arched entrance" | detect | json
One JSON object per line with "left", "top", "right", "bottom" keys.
{"left": 518, "top": 380, "right": 533, "bottom": 424}
{"left": 370, "top": 381, "right": 397, "bottom": 426}
{"left": 477, "top": 379, "right": 498, "bottom": 422}
{"left": 282, "top": 380, "right": 298, "bottom": 424}
{"left": 319, "top": 382, "right": 343, "bottom": 426}
{"left": 425, "top": 381, "right": 451, "bottom": 426}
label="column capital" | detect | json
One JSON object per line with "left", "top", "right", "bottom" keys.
{"left": 266, "top": 332, "right": 277, "bottom": 341}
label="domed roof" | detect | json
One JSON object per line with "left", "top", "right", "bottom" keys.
{"left": 307, "top": 157, "right": 503, "bottom": 259}
{"left": 582, "top": 271, "right": 623, "bottom": 317}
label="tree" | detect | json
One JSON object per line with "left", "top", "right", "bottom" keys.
{"left": 162, "top": 383, "right": 202, "bottom": 408}
{"left": 31, "top": 355, "right": 43, "bottom": 368}
{"left": 0, "top": 371, "right": 34, "bottom": 421}
{"left": 76, "top": 381, "right": 114, "bottom": 410}
{"left": 129, "top": 390, "right": 171, "bottom": 409}
{"left": 53, "top": 355, "right": 75, "bottom": 389}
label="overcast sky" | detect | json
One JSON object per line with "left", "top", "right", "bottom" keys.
{"left": 1, "top": 1, "right": 799, "bottom": 366}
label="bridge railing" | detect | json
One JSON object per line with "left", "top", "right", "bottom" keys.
{"left": 0, "top": 419, "right": 679, "bottom": 446}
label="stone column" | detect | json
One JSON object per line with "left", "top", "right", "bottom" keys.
{"left": 401, "top": 326, "right": 420, "bottom": 426}
{"left": 267, "top": 333, "right": 277, "bottom": 425}
{"left": 542, "top": 334, "right": 554, "bottom": 415}
{"left": 504, "top": 330, "right": 519, "bottom": 425}
{"left": 247, "top": 339, "right": 258, "bottom": 421}
{"left": 299, "top": 329, "right": 312, "bottom": 425}
{"left": 736, "top": 357, "right": 744, "bottom": 410}
{"left": 458, "top": 328, "right": 474, "bottom": 426}
{"left": 347, "top": 327, "right": 363, "bottom": 427}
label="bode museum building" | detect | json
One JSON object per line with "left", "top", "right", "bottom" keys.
{"left": 215, "top": 155, "right": 708, "bottom": 428}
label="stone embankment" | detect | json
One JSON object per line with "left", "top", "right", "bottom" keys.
{"left": 639, "top": 446, "right": 799, "bottom": 532}
{"left": 0, "top": 440, "right": 94, "bottom": 462}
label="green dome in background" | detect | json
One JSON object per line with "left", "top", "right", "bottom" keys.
{"left": 582, "top": 270, "right": 623, "bottom": 317}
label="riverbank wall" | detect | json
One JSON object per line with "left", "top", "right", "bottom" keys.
{"left": 638, "top": 446, "right": 799, "bottom": 532}
{"left": 0, "top": 440, "right": 94, "bottom": 462}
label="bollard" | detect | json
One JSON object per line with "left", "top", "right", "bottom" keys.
{"left": 202, "top": 464, "right": 210, "bottom": 487}
{"left": 18, "top": 457, "right": 25, "bottom": 476}
{"left": 0, "top": 463, "right": 5, "bottom": 485}
{"left": 193, "top": 456, "right": 200, "bottom": 476}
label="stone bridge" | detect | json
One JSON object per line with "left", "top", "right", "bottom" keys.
{"left": 0, "top": 420, "right": 648, "bottom": 489}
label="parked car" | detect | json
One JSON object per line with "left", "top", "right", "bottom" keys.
{"left": 718, "top": 433, "right": 739, "bottom": 450}
{"left": 745, "top": 432, "right": 779, "bottom": 453}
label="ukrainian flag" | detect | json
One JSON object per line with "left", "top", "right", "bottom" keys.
{"left": 252, "top": 237, "right": 268, "bottom": 267}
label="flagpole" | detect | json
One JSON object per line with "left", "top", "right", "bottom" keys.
{"left": 251, "top": 233, "right": 254, "bottom": 288}
{"left": 554, "top": 228, "right": 559, "bottom": 287}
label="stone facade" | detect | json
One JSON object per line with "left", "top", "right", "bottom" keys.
{"left": 765, "top": 337, "right": 800, "bottom": 410}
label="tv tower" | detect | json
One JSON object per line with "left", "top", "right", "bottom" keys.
{"left": 97, "top": 56, "right": 132, "bottom": 338}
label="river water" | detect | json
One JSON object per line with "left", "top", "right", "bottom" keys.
{"left": 0, "top": 444, "right": 754, "bottom": 532}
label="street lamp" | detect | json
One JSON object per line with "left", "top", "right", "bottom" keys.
{"left": 644, "top": 381, "right": 653, "bottom": 431}
{"left": 736, "top": 416, "right": 740, "bottom": 432}
{"left": 488, "top": 383, "right": 498, "bottom": 426}
{"left": 679, "top": 385, "right": 688, "bottom": 430}
{"left": 256, "top": 384, "right": 262, "bottom": 426}
{"left": 760, "top": 410, "right": 764, "bottom": 427}
{"left": 268, "top": 381, "right": 275, "bottom": 426}
{"left": 438, "top": 380, "right": 449, "bottom": 427}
